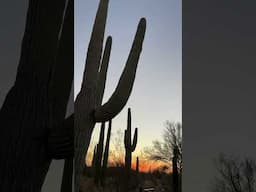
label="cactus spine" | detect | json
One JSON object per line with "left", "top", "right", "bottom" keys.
{"left": 92, "top": 120, "right": 112, "bottom": 187}
{"left": 75, "top": 0, "right": 146, "bottom": 190}
{"left": 123, "top": 108, "right": 138, "bottom": 191}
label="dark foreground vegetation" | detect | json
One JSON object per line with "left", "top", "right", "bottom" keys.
{"left": 81, "top": 166, "right": 181, "bottom": 192}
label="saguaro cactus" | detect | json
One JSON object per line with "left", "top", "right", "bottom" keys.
{"left": 93, "top": 121, "right": 112, "bottom": 187}
{"left": 74, "top": 0, "right": 146, "bottom": 191}
{"left": 124, "top": 108, "right": 138, "bottom": 172}
{"left": 0, "top": 0, "right": 73, "bottom": 191}
{"left": 123, "top": 108, "right": 138, "bottom": 191}
{"left": 136, "top": 156, "right": 139, "bottom": 174}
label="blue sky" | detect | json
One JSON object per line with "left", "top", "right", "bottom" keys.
{"left": 75, "top": 0, "right": 181, "bottom": 155}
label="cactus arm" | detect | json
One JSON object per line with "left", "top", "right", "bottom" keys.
{"left": 95, "top": 122, "right": 105, "bottom": 184}
{"left": 49, "top": 0, "right": 74, "bottom": 113}
{"left": 92, "top": 144, "right": 97, "bottom": 167}
{"left": 52, "top": 3, "right": 74, "bottom": 192}
{"left": 98, "top": 122, "right": 105, "bottom": 164}
{"left": 131, "top": 128, "right": 138, "bottom": 152}
{"left": 81, "top": 0, "right": 109, "bottom": 91}
{"left": 101, "top": 120, "right": 112, "bottom": 186}
{"left": 15, "top": 1, "right": 66, "bottom": 84}
{"left": 102, "top": 120, "right": 111, "bottom": 169}
{"left": 94, "top": 18, "right": 146, "bottom": 122}
{"left": 96, "top": 36, "right": 112, "bottom": 106}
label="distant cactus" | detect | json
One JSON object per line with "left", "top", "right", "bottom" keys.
{"left": 92, "top": 120, "right": 112, "bottom": 187}
{"left": 136, "top": 156, "right": 139, "bottom": 174}
{"left": 136, "top": 156, "right": 140, "bottom": 188}
{"left": 123, "top": 108, "right": 138, "bottom": 191}
{"left": 75, "top": 0, "right": 146, "bottom": 191}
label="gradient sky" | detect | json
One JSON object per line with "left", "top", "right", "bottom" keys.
{"left": 183, "top": 1, "right": 256, "bottom": 191}
{"left": 75, "top": 0, "right": 181, "bottom": 159}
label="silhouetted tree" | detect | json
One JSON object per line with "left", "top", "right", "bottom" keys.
{"left": 144, "top": 121, "right": 182, "bottom": 192}
{"left": 144, "top": 122, "right": 182, "bottom": 169}
{"left": 212, "top": 154, "right": 256, "bottom": 192}
{"left": 109, "top": 128, "right": 125, "bottom": 167}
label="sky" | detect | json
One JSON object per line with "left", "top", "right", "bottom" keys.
{"left": 75, "top": 0, "right": 182, "bottom": 163}
{"left": 183, "top": 1, "right": 256, "bottom": 191}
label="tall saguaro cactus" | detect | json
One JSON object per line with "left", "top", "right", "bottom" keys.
{"left": 123, "top": 108, "right": 138, "bottom": 191}
{"left": 0, "top": 0, "right": 74, "bottom": 191}
{"left": 74, "top": 0, "right": 146, "bottom": 191}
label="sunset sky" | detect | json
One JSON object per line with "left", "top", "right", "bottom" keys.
{"left": 75, "top": 0, "right": 181, "bottom": 170}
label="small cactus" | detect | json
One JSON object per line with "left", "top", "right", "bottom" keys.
{"left": 136, "top": 156, "right": 139, "bottom": 173}
{"left": 123, "top": 108, "right": 138, "bottom": 191}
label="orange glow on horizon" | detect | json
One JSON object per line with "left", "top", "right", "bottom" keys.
{"left": 131, "top": 160, "right": 171, "bottom": 173}
{"left": 86, "top": 155, "right": 171, "bottom": 173}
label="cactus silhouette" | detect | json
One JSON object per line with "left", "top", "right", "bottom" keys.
{"left": 102, "top": 120, "right": 112, "bottom": 183}
{"left": 136, "top": 156, "right": 139, "bottom": 174}
{"left": 123, "top": 108, "right": 138, "bottom": 191}
{"left": 92, "top": 120, "right": 112, "bottom": 187}
{"left": 0, "top": 0, "right": 74, "bottom": 191}
{"left": 95, "top": 123, "right": 105, "bottom": 185}
{"left": 74, "top": 0, "right": 146, "bottom": 191}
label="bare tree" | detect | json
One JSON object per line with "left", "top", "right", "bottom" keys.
{"left": 144, "top": 121, "right": 182, "bottom": 192}
{"left": 109, "top": 128, "right": 125, "bottom": 167}
{"left": 144, "top": 121, "right": 182, "bottom": 171}
{"left": 212, "top": 154, "right": 256, "bottom": 192}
